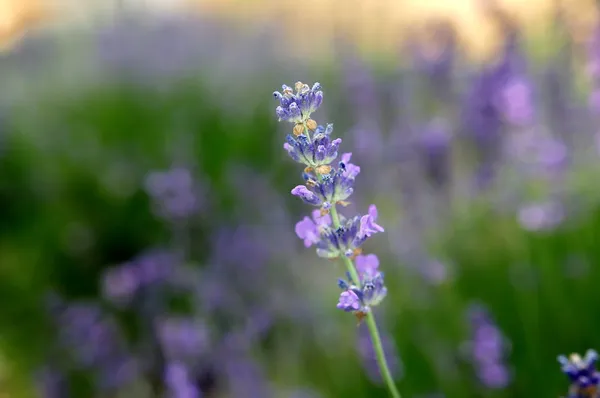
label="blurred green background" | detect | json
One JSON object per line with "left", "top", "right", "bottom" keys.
{"left": 1, "top": 5, "right": 600, "bottom": 398}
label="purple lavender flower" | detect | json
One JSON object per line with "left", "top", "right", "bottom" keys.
{"left": 101, "top": 249, "right": 176, "bottom": 307}
{"left": 463, "top": 305, "right": 511, "bottom": 389}
{"left": 410, "top": 20, "right": 456, "bottom": 90}
{"left": 295, "top": 209, "right": 332, "bottom": 248}
{"left": 290, "top": 152, "right": 359, "bottom": 210}
{"left": 497, "top": 77, "right": 535, "bottom": 126}
{"left": 507, "top": 128, "right": 568, "bottom": 178}
{"left": 314, "top": 204, "right": 384, "bottom": 259}
{"left": 355, "top": 253, "right": 380, "bottom": 277}
{"left": 291, "top": 185, "right": 322, "bottom": 206}
{"left": 340, "top": 153, "right": 361, "bottom": 179}
{"left": 517, "top": 201, "right": 565, "bottom": 232}
{"left": 588, "top": 25, "right": 600, "bottom": 91}
{"left": 558, "top": 349, "right": 600, "bottom": 398}
{"left": 144, "top": 166, "right": 199, "bottom": 220}
{"left": 165, "top": 362, "right": 202, "bottom": 398}
{"left": 156, "top": 316, "right": 208, "bottom": 360}
{"left": 223, "top": 356, "right": 271, "bottom": 398}
{"left": 359, "top": 204, "right": 385, "bottom": 238}
{"left": 53, "top": 300, "right": 139, "bottom": 390}
{"left": 417, "top": 121, "right": 452, "bottom": 187}
{"left": 101, "top": 263, "right": 140, "bottom": 306}
{"left": 283, "top": 123, "right": 342, "bottom": 168}
{"left": 337, "top": 254, "right": 388, "bottom": 312}
{"left": 274, "top": 81, "right": 388, "bottom": 310}
{"left": 337, "top": 290, "right": 362, "bottom": 312}
{"left": 274, "top": 81, "right": 398, "bottom": 396}
{"left": 273, "top": 82, "right": 323, "bottom": 123}
{"left": 338, "top": 50, "right": 385, "bottom": 161}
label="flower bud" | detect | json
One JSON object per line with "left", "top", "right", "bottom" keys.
{"left": 306, "top": 119, "right": 318, "bottom": 131}
{"left": 316, "top": 165, "right": 332, "bottom": 175}
{"left": 293, "top": 123, "right": 304, "bottom": 136}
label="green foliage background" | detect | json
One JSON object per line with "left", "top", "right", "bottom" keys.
{"left": 0, "top": 22, "right": 598, "bottom": 398}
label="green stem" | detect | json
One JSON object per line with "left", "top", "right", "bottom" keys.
{"left": 364, "top": 311, "right": 402, "bottom": 398}
{"left": 329, "top": 206, "right": 401, "bottom": 398}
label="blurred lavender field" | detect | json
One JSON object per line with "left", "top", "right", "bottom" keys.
{"left": 1, "top": 4, "right": 600, "bottom": 398}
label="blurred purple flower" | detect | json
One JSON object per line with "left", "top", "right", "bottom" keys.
{"left": 145, "top": 166, "right": 200, "bottom": 220}
{"left": 463, "top": 304, "right": 511, "bottom": 389}
{"left": 53, "top": 300, "right": 139, "bottom": 391}
{"left": 498, "top": 77, "right": 535, "bottom": 126}
{"left": 101, "top": 249, "right": 176, "bottom": 307}
{"left": 101, "top": 263, "right": 139, "bottom": 306}
{"left": 507, "top": 129, "right": 568, "bottom": 177}
{"left": 95, "top": 16, "right": 207, "bottom": 81}
{"left": 339, "top": 50, "right": 385, "bottom": 160}
{"left": 417, "top": 120, "right": 452, "bottom": 187}
{"left": 410, "top": 20, "right": 456, "bottom": 91}
{"left": 156, "top": 317, "right": 208, "bottom": 361}
{"left": 223, "top": 357, "right": 271, "bottom": 398}
{"left": 420, "top": 258, "right": 453, "bottom": 286}
{"left": 518, "top": 201, "right": 565, "bottom": 232}
{"left": 165, "top": 361, "right": 202, "bottom": 398}
{"left": 461, "top": 28, "right": 529, "bottom": 187}
{"left": 587, "top": 25, "right": 600, "bottom": 81}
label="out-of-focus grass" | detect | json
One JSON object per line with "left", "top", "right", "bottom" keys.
{"left": 1, "top": 72, "right": 598, "bottom": 397}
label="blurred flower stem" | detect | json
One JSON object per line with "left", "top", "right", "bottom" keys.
{"left": 330, "top": 205, "right": 401, "bottom": 398}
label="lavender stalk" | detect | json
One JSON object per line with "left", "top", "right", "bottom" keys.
{"left": 273, "top": 81, "right": 401, "bottom": 398}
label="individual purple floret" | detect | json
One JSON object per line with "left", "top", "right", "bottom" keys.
{"left": 359, "top": 204, "right": 385, "bottom": 238}
{"left": 558, "top": 349, "right": 600, "bottom": 398}
{"left": 312, "top": 204, "right": 384, "bottom": 260}
{"left": 295, "top": 209, "right": 332, "bottom": 248}
{"left": 337, "top": 254, "right": 388, "bottom": 314}
{"left": 464, "top": 305, "right": 511, "bottom": 389}
{"left": 273, "top": 82, "right": 323, "bottom": 124}
{"left": 290, "top": 152, "right": 360, "bottom": 210}
{"left": 337, "top": 290, "right": 362, "bottom": 312}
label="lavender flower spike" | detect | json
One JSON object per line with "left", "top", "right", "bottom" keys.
{"left": 273, "top": 82, "right": 323, "bottom": 124}
{"left": 558, "top": 349, "right": 600, "bottom": 398}
{"left": 273, "top": 82, "right": 401, "bottom": 398}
